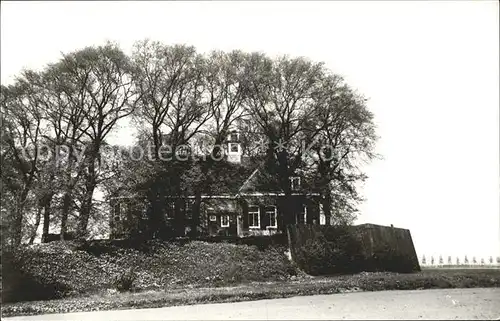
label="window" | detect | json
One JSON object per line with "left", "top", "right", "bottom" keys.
{"left": 221, "top": 215, "right": 230, "bottom": 227}
{"left": 301, "top": 205, "right": 307, "bottom": 224}
{"left": 207, "top": 207, "right": 216, "bottom": 222}
{"left": 248, "top": 205, "right": 260, "bottom": 228}
{"left": 320, "top": 213, "right": 326, "bottom": 225}
{"left": 114, "top": 203, "right": 121, "bottom": 221}
{"left": 266, "top": 206, "right": 277, "bottom": 228}
{"left": 230, "top": 131, "right": 238, "bottom": 142}
{"left": 185, "top": 200, "right": 193, "bottom": 219}
{"left": 166, "top": 203, "right": 175, "bottom": 219}
{"left": 290, "top": 176, "right": 301, "bottom": 191}
{"left": 230, "top": 143, "right": 239, "bottom": 153}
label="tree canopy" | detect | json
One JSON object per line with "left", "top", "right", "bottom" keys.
{"left": 0, "top": 40, "right": 378, "bottom": 247}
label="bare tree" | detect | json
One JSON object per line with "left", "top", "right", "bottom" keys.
{"left": 243, "top": 53, "right": 377, "bottom": 230}
{"left": 200, "top": 50, "right": 250, "bottom": 156}
{"left": 243, "top": 54, "right": 329, "bottom": 230}
{"left": 307, "top": 74, "right": 377, "bottom": 225}
{"left": 131, "top": 40, "right": 208, "bottom": 157}
{"left": 55, "top": 42, "right": 139, "bottom": 239}
{"left": 188, "top": 50, "right": 251, "bottom": 236}
{"left": 130, "top": 40, "right": 211, "bottom": 238}
{"left": 1, "top": 70, "right": 45, "bottom": 246}
{"left": 38, "top": 59, "right": 97, "bottom": 240}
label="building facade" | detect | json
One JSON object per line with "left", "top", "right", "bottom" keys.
{"left": 110, "top": 130, "right": 327, "bottom": 239}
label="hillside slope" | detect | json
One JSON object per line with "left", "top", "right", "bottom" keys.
{"left": 2, "top": 240, "right": 297, "bottom": 303}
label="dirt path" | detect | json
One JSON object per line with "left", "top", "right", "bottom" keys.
{"left": 4, "top": 288, "right": 500, "bottom": 320}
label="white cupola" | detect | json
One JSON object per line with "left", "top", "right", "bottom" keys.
{"left": 226, "top": 130, "right": 241, "bottom": 163}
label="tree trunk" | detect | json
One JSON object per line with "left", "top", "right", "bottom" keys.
{"left": 77, "top": 180, "right": 96, "bottom": 240}
{"left": 173, "top": 198, "right": 184, "bottom": 237}
{"left": 41, "top": 194, "right": 53, "bottom": 242}
{"left": 322, "top": 193, "right": 332, "bottom": 226}
{"left": 190, "top": 160, "right": 212, "bottom": 238}
{"left": 13, "top": 205, "right": 23, "bottom": 247}
{"left": 190, "top": 191, "right": 202, "bottom": 238}
{"left": 76, "top": 156, "right": 97, "bottom": 239}
{"left": 280, "top": 193, "right": 295, "bottom": 233}
{"left": 152, "top": 129, "right": 161, "bottom": 160}
{"left": 60, "top": 192, "right": 71, "bottom": 240}
{"left": 146, "top": 183, "right": 168, "bottom": 239}
{"left": 28, "top": 207, "right": 42, "bottom": 244}
{"left": 60, "top": 143, "right": 79, "bottom": 240}
{"left": 13, "top": 189, "right": 30, "bottom": 247}
{"left": 276, "top": 148, "right": 292, "bottom": 234}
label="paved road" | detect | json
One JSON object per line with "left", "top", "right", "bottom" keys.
{"left": 5, "top": 288, "right": 500, "bottom": 320}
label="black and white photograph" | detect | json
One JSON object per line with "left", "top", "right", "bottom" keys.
{"left": 1, "top": 1, "right": 499, "bottom": 320}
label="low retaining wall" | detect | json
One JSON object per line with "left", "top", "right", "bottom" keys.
{"left": 287, "top": 223, "right": 420, "bottom": 275}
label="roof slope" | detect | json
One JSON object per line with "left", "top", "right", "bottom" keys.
{"left": 238, "top": 165, "right": 281, "bottom": 194}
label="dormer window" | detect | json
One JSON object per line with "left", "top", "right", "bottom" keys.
{"left": 230, "top": 143, "right": 239, "bottom": 153}
{"left": 290, "top": 176, "right": 301, "bottom": 191}
{"left": 176, "top": 145, "right": 190, "bottom": 157}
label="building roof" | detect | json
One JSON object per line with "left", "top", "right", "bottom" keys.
{"left": 111, "top": 155, "right": 320, "bottom": 201}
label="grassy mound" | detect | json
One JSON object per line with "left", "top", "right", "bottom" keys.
{"left": 2, "top": 240, "right": 297, "bottom": 303}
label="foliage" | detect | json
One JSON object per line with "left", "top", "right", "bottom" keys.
{"left": 291, "top": 225, "right": 360, "bottom": 275}
{"left": 1, "top": 240, "right": 297, "bottom": 303}
{"left": 114, "top": 269, "right": 137, "bottom": 293}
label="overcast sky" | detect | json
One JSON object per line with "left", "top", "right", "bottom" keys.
{"left": 1, "top": 1, "right": 499, "bottom": 259}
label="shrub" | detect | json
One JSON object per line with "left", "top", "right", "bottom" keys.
{"left": 225, "top": 263, "right": 243, "bottom": 283}
{"left": 297, "top": 237, "right": 333, "bottom": 275}
{"left": 114, "top": 269, "right": 137, "bottom": 292}
{"left": 292, "top": 226, "right": 364, "bottom": 275}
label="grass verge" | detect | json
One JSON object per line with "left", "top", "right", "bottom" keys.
{"left": 2, "top": 269, "right": 500, "bottom": 317}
